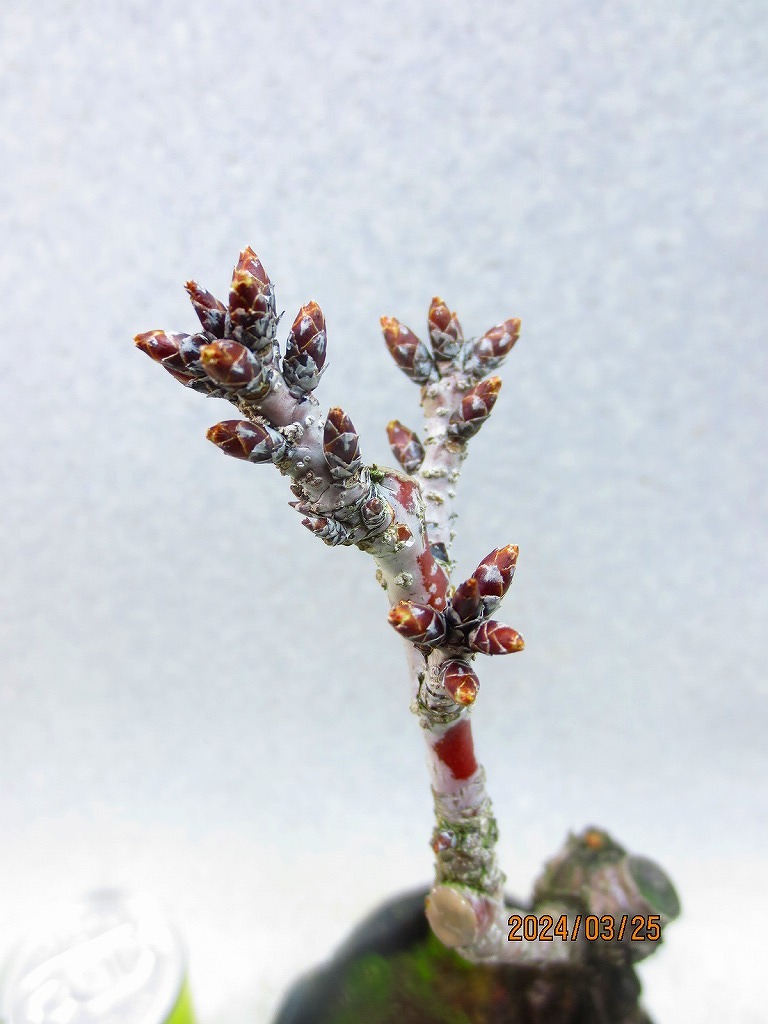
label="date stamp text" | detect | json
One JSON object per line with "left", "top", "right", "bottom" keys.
{"left": 508, "top": 913, "right": 662, "bottom": 943}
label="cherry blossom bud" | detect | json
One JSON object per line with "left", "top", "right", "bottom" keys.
{"left": 447, "top": 377, "right": 502, "bottom": 442}
{"left": 206, "top": 419, "right": 287, "bottom": 463}
{"left": 380, "top": 316, "right": 437, "bottom": 385}
{"left": 469, "top": 620, "right": 524, "bottom": 655}
{"left": 134, "top": 330, "right": 216, "bottom": 391}
{"left": 386, "top": 420, "right": 425, "bottom": 474}
{"left": 283, "top": 301, "right": 327, "bottom": 396}
{"left": 228, "top": 247, "right": 277, "bottom": 350}
{"left": 199, "top": 339, "right": 270, "bottom": 397}
{"left": 441, "top": 660, "right": 480, "bottom": 706}
{"left": 388, "top": 601, "right": 447, "bottom": 648}
{"left": 323, "top": 407, "right": 362, "bottom": 480}
{"left": 464, "top": 318, "right": 521, "bottom": 378}
{"left": 450, "top": 577, "right": 482, "bottom": 624}
{"left": 428, "top": 297, "right": 463, "bottom": 363}
{"left": 185, "top": 281, "right": 227, "bottom": 337}
{"left": 474, "top": 544, "right": 518, "bottom": 614}
{"left": 135, "top": 330, "right": 200, "bottom": 376}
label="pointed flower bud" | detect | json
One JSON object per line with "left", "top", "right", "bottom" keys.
{"left": 386, "top": 420, "right": 425, "bottom": 474}
{"left": 301, "top": 515, "right": 353, "bottom": 546}
{"left": 474, "top": 544, "right": 518, "bottom": 614}
{"left": 441, "top": 660, "right": 480, "bottom": 706}
{"left": 446, "top": 377, "right": 502, "bottom": 442}
{"left": 380, "top": 316, "right": 437, "bottom": 385}
{"left": 323, "top": 407, "right": 362, "bottom": 480}
{"left": 388, "top": 601, "right": 446, "bottom": 648}
{"left": 283, "top": 301, "right": 327, "bottom": 396}
{"left": 428, "top": 297, "right": 463, "bottom": 363}
{"left": 207, "top": 419, "right": 287, "bottom": 464}
{"left": 450, "top": 577, "right": 482, "bottom": 624}
{"left": 135, "top": 330, "right": 213, "bottom": 388}
{"left": 185, "top": 281, "right": 227, "bottom": 338}
{"left": 464, "top": 318, "right": 521, "bottom": 378}
{"left": 228, "top": 247, "right": 277, "bottom": 350}
{"left": 135, "top": 330, "right": 191, "bottom": 374}
{"left": 199, "top": 339, "right": 271, "bottom": 397}
{"left": 469, "top": 620, "right": 524, "bottom": 655}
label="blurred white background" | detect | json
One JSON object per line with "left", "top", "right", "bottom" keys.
{"left": 1, "top": 1, "right": 766, "bottom": 1020}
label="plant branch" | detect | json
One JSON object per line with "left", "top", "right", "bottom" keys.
{"left": 136, "top": 248, "right": 679, "bottom": 971}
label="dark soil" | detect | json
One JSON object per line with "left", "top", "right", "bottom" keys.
{"left": 274, "top": 890, "right": 652, "bottom": 1024}
{"left": 320, "top": 931, "right": 650, "bottom": 1024}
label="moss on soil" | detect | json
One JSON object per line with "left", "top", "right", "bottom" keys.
{"left": 321, "top": 932, "right": 649, "bottom": 1024}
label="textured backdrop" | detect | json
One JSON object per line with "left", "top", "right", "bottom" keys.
{"left": 1, "top": 1, "right": 766, "bottom": 1020}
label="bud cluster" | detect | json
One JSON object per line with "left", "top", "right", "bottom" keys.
{"left": 137, "top": 248, "right": 334, "bottom": 412}
{"left": 387, "top": 544, "right": 524, "bottom": 706}
{"left": 137, "top": 249, "right": 398, "bottom": 552}
{"left": 380, "top": 298, "right": 520, "bottom": 393}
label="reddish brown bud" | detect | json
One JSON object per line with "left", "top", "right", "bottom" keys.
{"left": 386, "top": 420, "right": 425, "bottom": 474}
{"left": 451, "top": 577, "right": 482, "bottom": 623}
{"left": 464, "top": 318, "right": 521, "bottom": 378}
{"left": 447, "top": 377, "right": 502, "bottom": 442}
{"left": 287, "top": 301, "right": 326, "bottom": 357}
{"left": 283, "top": 300, "right": 327, "bottom": 395}
{"left": 185, "top": 281, "right": 227, "bottom": 337}
{"left": 135, "top": 330, "right": 212, "bottom": 386}
{"left": 199, "top": 339, "right": 269, "bottom": 395}
{"left": 135, "top": 329, "right": 188, "bottom": 368}
{"left": 469, "top": 620, "right": 524, "bottom": 655}
{"left": 474, "top": 544, "right": 519, "bottom": 612}
{"left": 228, "top": 247, "right": 277, "bottom": 349}
{"left": 323, "top": 407, "right": 362, "bottom": 480}
{"left": 207, "top": 419, "right": 287, "bottom": 463}
{"left": 388, "top": 601, "right": 446, "bottom": 648}
{"left": 428, "top": 297, "right": 463, "bottom": 363}
{"left": 441, "top": 660, "right": 480, "bottom": 706}
{"left": 381, "top": 316, "right": 437, "bottom": 385}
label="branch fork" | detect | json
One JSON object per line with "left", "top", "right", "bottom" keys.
{"left": 136, "top": 248, "right": 679, "bottom": 969}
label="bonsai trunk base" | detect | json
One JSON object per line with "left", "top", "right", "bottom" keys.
{"left": 273, "top": 889, "right": 652, "bottom": 1024}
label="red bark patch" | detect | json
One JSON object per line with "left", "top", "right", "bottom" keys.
{"left": 434, "top": 719, "right": 477, "bottom": 780}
